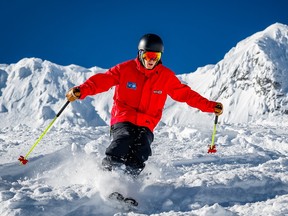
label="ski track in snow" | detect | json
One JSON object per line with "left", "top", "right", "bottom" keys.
{"left": 1, "top": 121, "right": 288, "bottom": 216}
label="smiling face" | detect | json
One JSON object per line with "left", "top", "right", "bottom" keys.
{"left": 143, "top": 58, "right": 158, "bottom": 70}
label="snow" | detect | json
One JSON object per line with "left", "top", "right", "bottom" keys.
{"left": 1, "top": 23, "right": 288, "bottom": 215}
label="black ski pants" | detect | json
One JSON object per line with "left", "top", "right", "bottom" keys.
{"left": 102, "top": 121, "right": 154, "bottom": 176}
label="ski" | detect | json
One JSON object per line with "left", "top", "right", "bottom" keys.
{"left": 108, "top": 192, "right": 138, "bottom": 210}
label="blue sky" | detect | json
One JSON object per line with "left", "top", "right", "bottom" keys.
{"left": 0, "top": 0, "right": 287, "bottom": 74}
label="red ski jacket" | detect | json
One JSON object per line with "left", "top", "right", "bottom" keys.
{"left": 77, "top": 58, "right": 216, "bottom": 132}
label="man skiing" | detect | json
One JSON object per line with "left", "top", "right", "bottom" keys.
{"left": 66, "top": 33, "right": 223, "bottom": 177}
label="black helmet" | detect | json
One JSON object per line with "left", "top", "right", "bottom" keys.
{"left": 138, "top": 34, "right": 164, "bottom": 52}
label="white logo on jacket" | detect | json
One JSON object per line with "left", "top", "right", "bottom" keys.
{"left": 153, "top": 90, "right": 162, "bottom": 94}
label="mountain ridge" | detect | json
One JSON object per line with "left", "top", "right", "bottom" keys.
{"left": 172, "top": 22, "right": 288, "bottom": 124}
{"left": 0, "top": 23, "right": 287, "bottom": 128}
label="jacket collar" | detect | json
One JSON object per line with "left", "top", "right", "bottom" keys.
{"left": 135, "top": 57, "right": 161, "bottom": 77}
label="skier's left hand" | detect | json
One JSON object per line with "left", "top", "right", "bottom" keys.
{"left": 214, "top": 102, "right": 223, "bottom": 116}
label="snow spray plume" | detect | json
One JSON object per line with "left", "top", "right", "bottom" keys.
{"left": 18, "top": 101, "right": 70, "bottom": 165}
{"left": 208, "top": 115, "right": 218, "bottom": 153}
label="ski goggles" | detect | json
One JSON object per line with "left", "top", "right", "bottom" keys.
{"left": 142, "top": 51, "right": 162, "bottom": 62}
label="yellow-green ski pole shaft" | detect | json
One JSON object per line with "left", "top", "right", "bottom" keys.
{"left": 19, "top": 101, "right": 70, "bottom": 163}
{"left": 208, "top": 115, "right": 218, "bottom": 153}
{"left": 211, "top": 116, "right": 218, "bottom": 147}
{"left": 24, "top": 116, "right": 57, "bottom": 159}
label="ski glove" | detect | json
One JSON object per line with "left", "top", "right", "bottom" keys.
{"left": 214, "top": 102, "right": 223, "bottom": 116}
{"left": 66, "top": 87, "right": 81, "bottom": 102}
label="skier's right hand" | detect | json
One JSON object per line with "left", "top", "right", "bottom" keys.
{"left": 66, "top": 87, "right": 81, "bottom": 102}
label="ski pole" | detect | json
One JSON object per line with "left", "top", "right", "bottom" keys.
{"left": 18, "top": 101, "right": 70, "bottom": 165}
{"left": 208, "top": 115, "right": 218, "bottom": 153}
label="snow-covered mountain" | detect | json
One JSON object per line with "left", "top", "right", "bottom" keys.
{"left": 0, "top": 60, "right": 111, "bottom": 128}
{"left": 165, "top": 22, "right": 288, "bottom": 125}
{"left": 1, "top": 23, "right": 288, "bottom": 216}
{"left": 0, "top": 23, "right": 288, "bottom": 129}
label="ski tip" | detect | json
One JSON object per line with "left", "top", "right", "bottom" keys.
{"left": 108, "top": 192, "right": 138, "bottom": 209}
{"left": 18, "top": 155, "right": 28, "bottom": 165}
{"left": 124, "top": 197, "right": 138, "bottom": 207}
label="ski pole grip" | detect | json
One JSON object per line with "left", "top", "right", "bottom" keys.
{"left": 214, "top": 115, "right": 218, "bottom": 124}
{"left": 56, "top": 101, "right": 70, "bottom": 117}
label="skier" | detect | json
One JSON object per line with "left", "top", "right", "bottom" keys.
{"left": 66, "top": 33, "right": 223, "bottom": 177}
